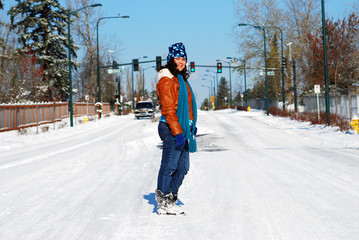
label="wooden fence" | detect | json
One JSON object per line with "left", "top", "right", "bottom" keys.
{"left": 0, "top": 102, "right": 111, "bottom": 132}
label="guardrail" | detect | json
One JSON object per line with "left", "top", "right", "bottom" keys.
{"left": 0, "top": 102, "right": 111, "bottom": 132}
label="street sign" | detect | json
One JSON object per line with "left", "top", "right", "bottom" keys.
{"left": 108, "top": 68, "right": 125, "bottom": 74}
{"left": 314, "top": 84, "right": 321, "bottom": 93}
{"left": 259, "top": 71, "right": 275, "bottom": 76}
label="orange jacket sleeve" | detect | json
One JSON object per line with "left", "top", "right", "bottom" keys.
{"left": 156, "top": 76, "right": 183, "bottom": 136}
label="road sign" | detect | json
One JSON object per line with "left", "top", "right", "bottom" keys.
{"left": 314, "top": 84, "right": 321, "bottom": 93}
{"left": 259, "top": 71, "right": 275, "bottom": 76}
{"left": 108, "top": 68, "right": 125, "bottom": 74}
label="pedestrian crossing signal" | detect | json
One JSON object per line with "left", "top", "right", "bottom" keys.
{"left": 190, "top": 62, "right": 195, "bottom": 72}
{"left": 217, "top": 62, "right": 222, "bottom": 73}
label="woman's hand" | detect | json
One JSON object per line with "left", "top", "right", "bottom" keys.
{"left": 175, "top": 133, "right": 185, "bottom": 149}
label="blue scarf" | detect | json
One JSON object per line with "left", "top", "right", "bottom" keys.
{"left": 176, "top": 74, "right": 197, "bottom": 153}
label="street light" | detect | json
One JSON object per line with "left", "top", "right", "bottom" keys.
{"left": 216, "top": 57, "right": 233, "bottom": 108}
{"left": 201, "top": 85, "right": 211, "bottom": 109}
{"left": 286, "top": 42, "right": 297, "bottom": 111}
{"left": 68, "top": 3, "right": 102, "bottom": 127}
{"left": 321, "top": 0, "right": 330, "bottom": 125}
{"left": 238, "top": 23, "right": 269, "bottom": 115}
{"left": 266, "top": 26, "right": 285, "bottom": 110}
{"left": 96, "top": 14, "right": 129, "bottom": 110}
{"left": 108, "top": 50, "right": 115, "bottom": 63}
{"left": 142, "top": 66, "right": 155, "bottom": 98}
{"left": 237, "top": 58, "right": 248, "bottom": 107}
{"left": 204, "top": 74, "right": 215, "bottom": 102}
{"left": 202, "top": 78, "right": 213, "bottom": 96}
{"left": 287, "top": 42, "right": 292, "bottom": 61}
{"left": 206, "top": 70, "right": 219, "bottom": 109}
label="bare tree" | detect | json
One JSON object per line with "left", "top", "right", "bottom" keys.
{"left": 234, "top": 0, "right": 321, "bottom": 102}
{"left": 136, "top": 66, "right": 144, "bottom": 99}
{"left": 65, "top": 0, "right": 101, "bottom": 101}
{"left": 0, "top": 8, "right": 26, "bottom": 103}
{"left": 126, "top": 68, "right": 132, "bottom": 102}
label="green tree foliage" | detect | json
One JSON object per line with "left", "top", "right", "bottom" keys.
{"left": 252, "top": 79, "right": 266, "bottom": 99}
{"left": 9, "top": 0, "right": 77, "bottom": 101}
{"left": 244, "top": 32, "right": 282, "bottom": 101}
{"left": 267, "top": 33, "right": 282, "bottom": 99}
{"left": 217, "top": 77, "right": 230, "bottom": 108}
{"left": 201, "top": 98, "right": 210, "bottom": 110}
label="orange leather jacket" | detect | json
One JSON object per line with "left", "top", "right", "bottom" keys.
{"left": 156, "top": 69, "right": 194, "bottom": 136}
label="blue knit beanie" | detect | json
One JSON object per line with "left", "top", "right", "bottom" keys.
{"left": 167, "top": 42, "right": 187, "bottom": 62}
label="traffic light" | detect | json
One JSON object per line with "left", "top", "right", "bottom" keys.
{"left": 133, "top": 59, "right": 139, "bottom": 71}
{"left": 190, "top": 61, "right": 195, "bottom": 72}
{"left": 114, "top": 94, "right": 119, "bottom": 98}
{"left": 210, "top": 96, "right": 215, "bottom": 102}
{"left": 281, "top": 58, "right": 287, "bottom": 68}
{"left": 156, "top": 56, "right": 162, "bottom": 70}
{"left": 217, "top": 62, "right": 222, "bottom": 73}
{"left": 113, "top": 60, "right": 119, "bottom": 69}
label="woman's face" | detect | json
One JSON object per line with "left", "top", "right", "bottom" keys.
{"left": 174, "top": 57, "right": 187, "bottom": 71}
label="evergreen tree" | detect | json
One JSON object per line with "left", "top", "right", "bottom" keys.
{"left": 217, "top": 76, "right": 230, "bottom": 108}
{"left": 252, "top": 79, "right": 266, "bottom": 99}
{"left": 9, "top": 0, "right": 77, "bottom": 101}
{"left": 233, "top": 90, "right": 242, "bottom": 106}
{"left": 201, "top": 98, "right": 210, "bottom": 110}
{"left": 267, "top": 33, "right": 281, "bottom": 100}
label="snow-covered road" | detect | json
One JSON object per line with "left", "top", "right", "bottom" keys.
{"left": 1, "top": 110, "right": 358, "bottom": 240}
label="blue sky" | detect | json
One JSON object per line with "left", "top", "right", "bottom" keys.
{"left": 3, "top": 0, "right": 358, "bottom": 105}
{"left": 96, "top": 0, "right": 238, "bottom": 105}
{"left": 93, "top": 0, "right": 357, "bottom": 105}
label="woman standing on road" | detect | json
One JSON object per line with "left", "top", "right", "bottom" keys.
{"left": 155, "top": 42, "right": 197, "bottom": 215}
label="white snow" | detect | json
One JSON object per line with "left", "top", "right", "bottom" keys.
{"left": 1, "top": 110, "right": 358, "bottom": 240}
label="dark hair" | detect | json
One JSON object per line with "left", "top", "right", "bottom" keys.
{"left": 157, "top": 58, "right": 190, "bottom": 81}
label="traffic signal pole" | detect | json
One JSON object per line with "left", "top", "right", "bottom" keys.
{"left": 117, "top": 77, "right": 121, "bottom": 115}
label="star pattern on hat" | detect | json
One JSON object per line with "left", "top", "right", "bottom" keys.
{"left": 167, "top": 42, "right": 187, "bottom": 62}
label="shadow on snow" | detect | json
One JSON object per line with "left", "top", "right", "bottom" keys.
{"left": 143, "top": 192, "right": 184, "bottom": 214}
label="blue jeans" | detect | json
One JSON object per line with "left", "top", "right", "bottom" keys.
{"left": 157, "top": 121, "right": 189, "bottom": 196}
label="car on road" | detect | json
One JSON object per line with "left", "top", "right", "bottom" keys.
{"left": 134, "top": 101, "right": 155, "bottom": 119}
